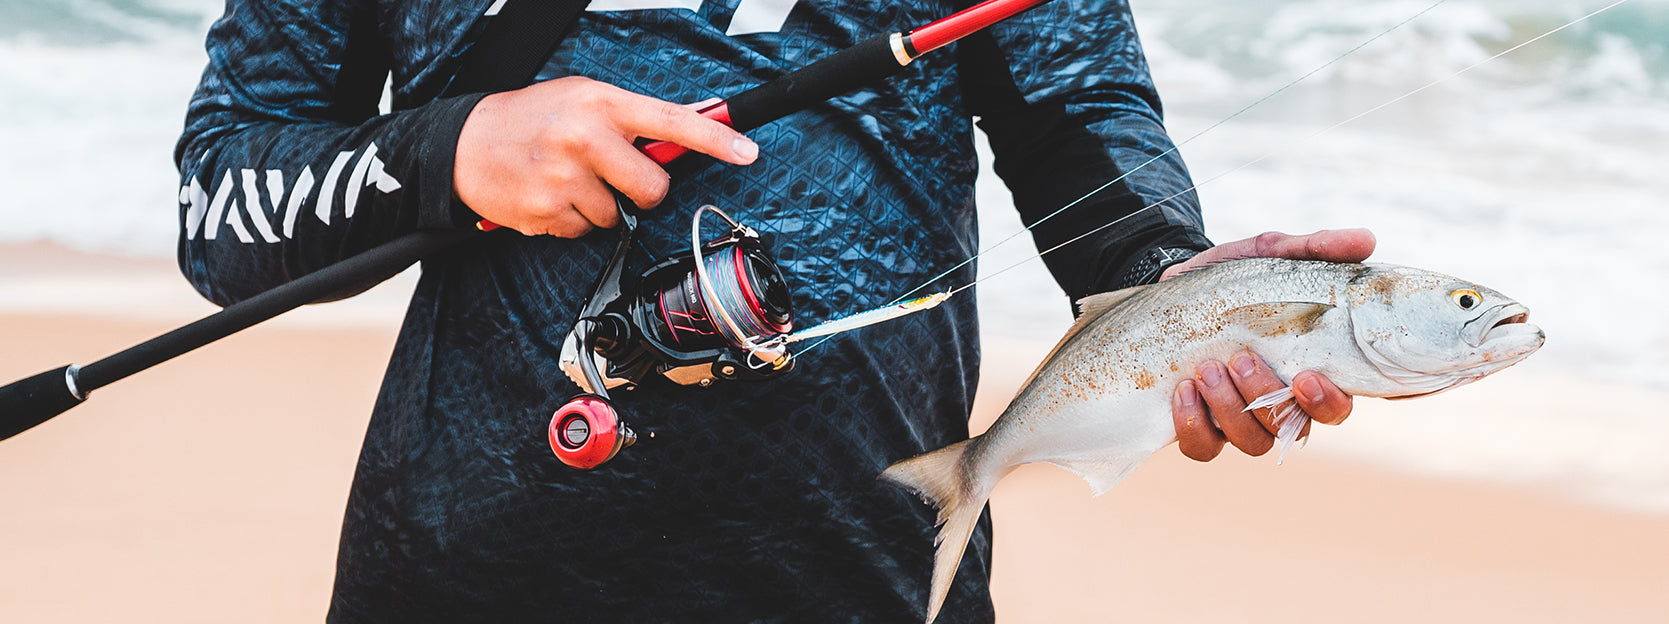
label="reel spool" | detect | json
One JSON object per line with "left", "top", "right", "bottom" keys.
{"left": 550, "top": 202, "right": 796, "bottom": 470}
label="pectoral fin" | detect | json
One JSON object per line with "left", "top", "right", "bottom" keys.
{"left": 1223, "top": 302, "right": 1335, "bottom": 337}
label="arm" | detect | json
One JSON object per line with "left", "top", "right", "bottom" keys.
{"left": 958, "top": 0, "right": 1212, "bottom": 301}
{"left": 176, "top": 1, "right": 753, "bottom": 306}
{"left": 961, "top": 1, "right": 1367, "bottom": 459}
{"left": 175, "top": 0, "right": 480, "bottom": 306}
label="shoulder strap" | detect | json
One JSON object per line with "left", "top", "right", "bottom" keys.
{"left": 445, "top": 0, "right": 593, "bottom": 96}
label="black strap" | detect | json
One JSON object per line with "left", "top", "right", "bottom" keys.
{"left": 446, "top": 0, "right": 593, "bottom": 96}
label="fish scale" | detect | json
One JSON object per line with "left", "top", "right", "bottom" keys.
{"left": 881, "top": 257, "right": 1544, "bottom": 623}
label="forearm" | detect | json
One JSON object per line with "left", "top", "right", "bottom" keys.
{"left": 982, "top": 90, "right": 1210, "bottom": 297}
{"left": 176, "top": 93, "right": 481, "bottom": 306}
{"left": 963, "top": 0, "right": 1211, "bottom": 300}
{"left": 172, "top": 0, "right": 488, "bottom": 306}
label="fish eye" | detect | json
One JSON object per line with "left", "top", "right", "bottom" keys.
{"left": 1451, "top": 289, "right": 1482, "bottom": 311}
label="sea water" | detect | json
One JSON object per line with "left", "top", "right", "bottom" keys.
{"left": 1, "top": 0, "right": 1666, "bottom": 511}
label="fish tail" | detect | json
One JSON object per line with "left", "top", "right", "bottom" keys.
{"left": 879, "top": 438, "right": 993, "bottom": 624}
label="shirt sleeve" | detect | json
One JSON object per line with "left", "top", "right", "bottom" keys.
{"left": 958, "top": 0, "right": 1213, "bottom": 301}
{"left": 174, "top": 0, "right": 484, "bottom": 306}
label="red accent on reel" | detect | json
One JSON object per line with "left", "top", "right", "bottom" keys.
{"left": 548, "top": 394, "right": 632, "bottom": 470}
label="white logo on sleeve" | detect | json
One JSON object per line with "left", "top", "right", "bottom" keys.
{"left": 586, "top": 0, "right": 798, "bottom": 36}
{"left": 181, "top": 142, "right": 401, "bottom": 243}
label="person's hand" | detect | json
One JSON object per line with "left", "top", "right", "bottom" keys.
{"left": 1163, "top": 229, "right": 1376, "bottom": 461}
{"left": 454, "top": 77, "right": 759, "bottom": 237}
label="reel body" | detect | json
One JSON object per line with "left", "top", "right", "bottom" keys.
{"left": 550, "top": 203, "right": 796, "bottom": 469}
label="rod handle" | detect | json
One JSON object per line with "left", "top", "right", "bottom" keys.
{"left": 0, "top": 365, "right": 84, "bottom": 442}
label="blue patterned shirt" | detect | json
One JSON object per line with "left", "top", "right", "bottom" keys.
{"left": 176, "top": 1, "right": 1208, "bottom": 621}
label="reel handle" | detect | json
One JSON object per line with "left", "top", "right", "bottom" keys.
{"left": 548, "top": 394, "right": 636, "bottom": 470}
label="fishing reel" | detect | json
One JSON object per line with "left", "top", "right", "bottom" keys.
{"left": 550, "top": 201, "right": 797, "bottom": 469}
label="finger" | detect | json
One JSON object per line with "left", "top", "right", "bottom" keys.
{"left": 590, "top": 139, "right": 671, "bottom": 209}
{"left": 1249, "top": 229, "right": 1376, "bottom": 263}
{"left": 1291, "top": 370, "right": 1353, "bottom": 426}
{"left": 612, "top": 92, "right": 758, "bottom": 165}
{"left": 1226, "top": 350, "right": 1291, "bottom": 436}
{"left": 531, "top": 204, "right": 596, "bottom": 238}
{"left": 1173, "top": 380, "right": 1226, "bottom": 462}
{"left": 1194, "top": 360, "right": 1273, "bottom": 456}
{"left": 566, "top": 177, "right": 622, "bottom": 231}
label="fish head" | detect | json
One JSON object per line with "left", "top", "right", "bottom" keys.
{"left": 1343, "top": 264, "right": 1545, "bottom": 396}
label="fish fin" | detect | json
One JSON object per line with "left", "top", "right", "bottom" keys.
{"left": 1223, "top": 302, "right": 1335, "bottom": 337}
{"left": 1045, "top": 450, "right": 1155, "bottom": 497}
{"left": 1245, "top": 388, "right": 1311, "bottom": 464}
{"left": 1016, "top": 286, "right": 1155, "bottom": 390}
{"left": 1272, "top": 403, "right": 1310, "bottom": 465}
{"left": 1075, "top": 286, "right": 1150, "bottom": 321}
{"left": 1244, "top": 386, "right": 1294, "bottom": 412}
{"left": 879, "top": 439, "right": 991, "bottom": 624}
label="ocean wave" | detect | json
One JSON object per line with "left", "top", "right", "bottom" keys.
{"left": 0, "top": 0, "right": 213, "bottom": 45}
{"left": 1135, "top": 0, "right": 1668, "bottom": 103}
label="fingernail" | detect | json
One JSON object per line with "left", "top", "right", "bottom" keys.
{"left": 1179, "top": 380, "right": 1200, "bottom": 407}
{"left": 1198, "top": 362, "right": 1224, "bottom": 388}
{"left": 1295, "top": 375, "right": 1323, "bottom": 403}
{"left": 733, "top": 137, "right": 758, "bottom": 162}
{"left": 1230, "top": 353, "right": 1257, "bottom": 378}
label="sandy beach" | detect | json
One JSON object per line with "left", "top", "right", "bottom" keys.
{"left": 1, "top": 246, "right": 1666, "bottom": 623}
{"left": 4, "top": 0, "right": 1667, "bottom": 619}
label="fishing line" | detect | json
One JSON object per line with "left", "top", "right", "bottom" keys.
{"left": 790, "top": 0, "right": 1450, "bottom": 357}
{"left": 796, "top": 0, "right": 1631, "bottom": 359}
{"left": 889, "top": 0, "right": 1452, "bottom": 306}
{"left": 960, "top": 0, "right": 1634, "bottom": 296}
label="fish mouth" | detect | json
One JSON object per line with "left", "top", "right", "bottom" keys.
{"left": 1464, "top": 303, "right": 1545, "bottom": 369}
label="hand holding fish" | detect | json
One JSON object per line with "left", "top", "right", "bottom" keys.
{"left": 1162, "top": 228, "right": 1376, "bottom": 462}
{"left": 880, "top": 229, "right": 1547, "bottom": 623}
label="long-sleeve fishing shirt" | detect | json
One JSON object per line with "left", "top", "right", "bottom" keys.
{"left": 175, "top": 1, "right": 1210, "bottom": 621}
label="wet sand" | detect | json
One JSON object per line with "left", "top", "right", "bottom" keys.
{"left": 0, "top": 249, "right": 1665, "bottom": 622}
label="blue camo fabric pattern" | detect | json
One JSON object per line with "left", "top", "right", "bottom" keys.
{"left": 175, "top": 0, "right": 1210, "bottom": 621}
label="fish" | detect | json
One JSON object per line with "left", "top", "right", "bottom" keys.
{"left": 879, "top": 258, "right": 1545, "bottom": 622}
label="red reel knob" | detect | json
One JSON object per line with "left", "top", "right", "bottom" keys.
{"left": 548, "top": 394, "right": 635, "bottom": 470}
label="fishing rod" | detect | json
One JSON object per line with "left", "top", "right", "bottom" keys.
{"left": 0, "top": 0, "right": 1060, "bottom": 442}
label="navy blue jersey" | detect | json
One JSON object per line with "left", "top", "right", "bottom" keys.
{"left": 175, "top": 1, "right": 1209, "bottom": 621}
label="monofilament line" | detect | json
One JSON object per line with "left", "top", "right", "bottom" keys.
{"left": 797, "top": 0, "right": 1629, "bottom": 361}
{"left": 792, "top": 0, "right": 1453, "bottom": 360}
{"left": 958, "top": 0, "right": 1634, "bottom": 298}
{"left": 888, "top": 0, "right": 1451, "bottom": 306}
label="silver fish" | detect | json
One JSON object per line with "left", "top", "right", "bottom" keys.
{"left": 880, "top": 258, "right": 1545, "bottom": 622}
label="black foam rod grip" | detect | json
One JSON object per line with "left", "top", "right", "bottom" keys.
{"left": 0, "top": 366, "right": 85, "bottom": 441}
{"left": 726, "top": 33, "right": 906, "bottom": 132}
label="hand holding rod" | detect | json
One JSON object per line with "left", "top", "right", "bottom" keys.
{"left": 479, "top": 0, "right": 1055, "bottom": 230}
{"left": 0, "top": 0, "right": 1058, "bottom": 441}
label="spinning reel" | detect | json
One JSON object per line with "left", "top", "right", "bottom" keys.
{"left": 549, "top": 201, "right": 797, "bottom": 469}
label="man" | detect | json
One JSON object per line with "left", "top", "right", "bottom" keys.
{"left": 176, "top": 1, "right": 1368, "bottom": 621}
